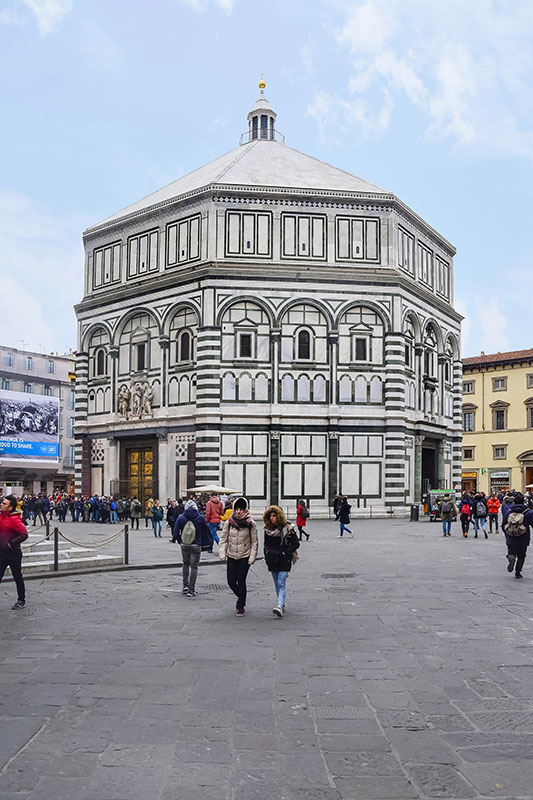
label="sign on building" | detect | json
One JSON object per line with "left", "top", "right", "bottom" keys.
{"left": 0, "top": 388, "right": 59, "bottom": 462}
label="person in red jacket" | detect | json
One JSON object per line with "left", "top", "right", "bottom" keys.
{"left": 0, "top": 495, "right": 29, "bottom": 609}
{"left": 487, "top": 492, "right": 501, "bottom": 533}
{"left": 205, "top": 492, "right": 224, "bottom": 545}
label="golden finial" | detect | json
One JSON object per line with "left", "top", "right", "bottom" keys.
{"left": 259, "top": 73, "right": 266, "bottom": 91}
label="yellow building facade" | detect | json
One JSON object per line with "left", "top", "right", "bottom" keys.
{"left": 461, "top": 349, "right": 533, "bottom": 495}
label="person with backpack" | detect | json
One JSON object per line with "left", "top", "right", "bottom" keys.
{"left": 337, "top": 496, "right": 353, "bottom": 538}
{"left": 151, "top": 500, "right": 164, "bottom": 537}
{"left": 219, "top": 497, "right": 258, "bottom": 616}
{"left": 263, "top": 505, "right": 300, "bottom": 617}
{"left": 459, "top": 496, "right": 472, "bottom": 537}
{"left": 487, "top": 492, "right": 501, "bottom": 533}
{"left": 130, "top": 496, "right": 142, "bottom": 530}
{"left": 472, "top": 493, "right": 488, "bottom": 539}
{"left": 173, "top": 500, "right": 213, "bottom": 597}
{"left": 502, "top": 492, "right": 532, "bottom": 579}
{"left": 438, "top": 494, "right": 457, "bottom": 536}
{"left": 205, "top": 492, "right": 224, "bottom": 545}
{"left": 296, "top": 499, "right": 310, "bottom": 541}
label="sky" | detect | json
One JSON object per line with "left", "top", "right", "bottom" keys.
{"left": 1, "top": 0, "right": 532, "bottom": 358}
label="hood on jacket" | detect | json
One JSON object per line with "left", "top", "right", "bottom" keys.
{"left": 263, "top": 505, "right": 287, "bottom": 530}
{"left": 183, "top": 505, "right": 200, "bottom": 521}
{"left": 209, "top": 495, "right": 224, "bottom": 509}
{"left": 233, "top": 497, "right": 248, "bottom": 512}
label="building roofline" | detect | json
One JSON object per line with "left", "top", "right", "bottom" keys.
{"left": 462, "top": 348, "right": 533, "bottom": 369}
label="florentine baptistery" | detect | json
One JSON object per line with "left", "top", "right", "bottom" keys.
{"left": 74, "top": 81, "right": 462, "bottom": 516}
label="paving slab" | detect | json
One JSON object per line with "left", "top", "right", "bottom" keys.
{"left": 2, "top": 517, "right": 533, "bottom": 798}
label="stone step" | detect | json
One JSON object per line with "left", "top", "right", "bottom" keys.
{"left": 22, "top": 547, "right": 100, "bottom": 562}
{"left": 19, "top": 554, "right": 123, "bottom": 574}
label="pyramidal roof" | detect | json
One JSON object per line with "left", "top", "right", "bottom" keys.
{"left": 88, "top": 84, "right": 391, "bottom": 232}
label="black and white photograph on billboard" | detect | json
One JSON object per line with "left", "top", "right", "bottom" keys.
{"left": 0, "top": 388, "right": 59, "bottom": 461}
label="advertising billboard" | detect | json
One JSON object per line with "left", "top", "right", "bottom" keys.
{"left": 0, "top": 388, "right": 59, "bottom": 462}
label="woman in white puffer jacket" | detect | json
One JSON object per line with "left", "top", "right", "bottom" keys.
{"left": 219, "top": 497, "right": 258, "bottom": 616}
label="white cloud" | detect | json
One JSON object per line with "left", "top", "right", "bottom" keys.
{"left": 19, "top": 0, "right": 72, "bottom": 35}
{"left": 300, "top": 43, "right": 315, "bottom": 76}
{"left": 310, "top": 0, "right": 533, "bottom": 157}
{"left": 179, "top": 0, "right": 234, "bottom": 12}
{"left": 0, "top": 190, "right": 84, "bottom": 352}
{"left": 307, "top": 87, "right": 393, "bottom": 144}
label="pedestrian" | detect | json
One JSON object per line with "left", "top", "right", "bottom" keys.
{"left": 0, "top": 495, "right": 29, "bottom": 609}
{"left": 33, "top": 496, "right": 44, "bottom": 526}
{"left": 173, "top": 499, "right": 213, "bottom": 597}
{"left": 332, "top": 494, "right": 342, "bottom": 520}
{"left": 472, "top": 492, "right": 488, "bottom": 539}
{"left": 166, "top": 500, "right": 179, "bottom": 533}
{"left": 439, "top": 493, "right": 457, "bottom": 536}
{"left": 337, "top": 496, "right": 353, "bottom": 538}
{"left": 151, "top": 500, "right": 164, "bottom": 537}
{"left": 263, "top": 505, "right": 300, "bottom": 617}
{"left": 296, "top": 498, "right": 310, "bottom": 540}
{"left": 487, "top": 492, "right": 501, "bottom": 533}
{"left": 459, "top": 496, "right": 472, "bottom": 538}
{"left": 219, "top": 497, "right": 258, "bottom": 616}
{"left": 205, "top": 492, "right": 224, "bottom": 545}
{"left": 130, "top": 496, "right": 142, "bottom": 530}
{"left": 145, "top": 497, "right": 154, "bottom": 528}
{"left": 502, "top": 492, "right": 532, "bottom": 579}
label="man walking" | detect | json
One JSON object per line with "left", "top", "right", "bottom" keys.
{"left": 173, "top": 500, "right": 213, "bottom": 597}
{"left": 503, "top": 492, "right": 532, "bottom": 579}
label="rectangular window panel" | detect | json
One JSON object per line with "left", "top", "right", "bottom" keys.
{"left": 283, "top": 463, "right": 301, "bottom": 496}
{"left": 177, "top": 220, "right": 188, "bottom": 263}
{"left": 239, "top": 334, "right": 252, "bottom": 358}
{"left": 242, "top": 214, "right": 255, "bottom": 254}
{"left": 167, "top": 225, "right": 177, "bottom": 265}
{"left": 355, "top": 338, "right": 367, "bottom": 361}
{"left": 224, "top": 463, "right": 244, "bottom": 494}
{"left": 227, "top": 212, "right": 241, "bottom": 254}
{"left": 298, "top": 216, "right": 310, "bottom": 256}
{"left": 190, "top": 217, "right": 200, "bottom": 259}
{"left": 104, "top": 247, "right": 111, "bottom": 282}
{"left": 339, "top": 436, "right": 353, "bottom": 457}
{"left": 337, "top": 218, "right": 350, "bottom": 260}
{"left": 94, "top": 250, "right": 103, "bottom": 287}
{"left": 245, "top": 463, "right": 265, "bottom": 497}
{"left": 283, "top": 216, "right": 296, "bottom": 256}
{"left": 129, "top": 238, "right": 138, "bottom": 277}
{"left": 139, "top": 235, "right": 148, "bottom": 273}
{"left": 257, "top": 214, "right": 270, "bottom": 255}
{"left": 222, "top": 434, "right": 236, "bottom": 455}
{"left": 354, "top": 436, "right": 367, "bottom": 456}
{"left": 254, "top": 434, "right": 268, "bottom": 456}
{"left": 239, "top": 434, "right": 253, "bottom": 456}
{"left": 281, "top": 435, "right": 295, "bottom": 456}
{"left": 368, "top": 436, "right": 383, "bottom": 456}
{"left": 312, "top": 217, "right": 324, "bottom": 258}
{"left": 361, "top": 463, "right": 381, "bottom": 496}
{"left": 296, "top": 435, "right": 311, "bottom": 456}
{"left": 149, "top": 232, "right": 158, "bottom": 271}
{"left": 304, "top": 463, "right": 323, "bottom": 496}
{"left": 311, "top": 435, "right": 326, "bottom": 456}
{"left": 365, "top": 220, "right": 378, "bottom": 260}
{"left": 352, "top": 219, "right": 364, "bottom": 259}
{"left": 112, "top": 244, "right": 121, "bottom": 281}
{"left": 340, "top": 463, "right": 359, "bottom": 496}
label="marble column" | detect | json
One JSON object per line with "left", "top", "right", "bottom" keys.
{"left": 414, "top": 435, "right": 424, "bottom": 502}
{"left": 157, "top": 434, "right": 168, "bottom": 501}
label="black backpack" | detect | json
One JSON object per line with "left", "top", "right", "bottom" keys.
{"left": 441, "top": 500, "right": 451, "bottom": 514}
{"left": 476, "top": 501, "right": 487, "bottom": 517}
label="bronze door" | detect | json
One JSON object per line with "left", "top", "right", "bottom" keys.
{"left": 127, "top": 448, "right": 154, "bottom": 506}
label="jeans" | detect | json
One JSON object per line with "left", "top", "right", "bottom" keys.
{"left": 442, "top": 519, "right": 452, "bottom": 534}
{"left": 271, "top": 571, "right": 288, "bottom": 608}
{"left": 227, "top": 557, "right": 250, "bottom": 610}
{"left": 339, "top": 522, "right": 352, "bottom": 536}
{"left": 152, "top": 519, "right": 162, "bottom": 537}
{"left": 489, "top": 514, "right": 499, "bottom": 532}
{"left": 0, "top": 549, "right": 25, "bottom": 602}
{"left": 109, "top": 510, "right": 118, "bottom": 523}
{"left": 181, "top": 544, "right": 201, "bottom": 591}
{"left": 474, "top": 517, "right": 486, "bottom": 532}
{"left": 208, "top": 522, "right": 220, "bottom": 544}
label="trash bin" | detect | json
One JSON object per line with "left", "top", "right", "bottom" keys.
{"left": 410, "top": 504, "right": 419, "bottom": 521}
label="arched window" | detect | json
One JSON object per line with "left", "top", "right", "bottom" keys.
{"left": 297, "top": 329, "right": 311, "bottom": 360}
{"left": 179, "top": 331, "right": 191, "bottom": 363}
{"left": 96, "top": 349, "right": 106, "bottom": 376}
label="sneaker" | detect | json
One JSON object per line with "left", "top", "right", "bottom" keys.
{"left": 272, "top": 606, "right": 283, "bottom": 618}
{"left": 515, "top": 573, "right": 523, "bottom": 579}
{"left": 507, "top": 554, "right": 516, "bottom": 573}
{"left": 236, "top": 608, "right": 245, "bottom": 616}
{"left": 12, "top": 600, "right": 25, "bottom": 610}
{"left": 186, "top": 590, "right": 198, "bottom": 597}
{"left": 182, "top": 586, "right": 189, "bottom": 594}
{"left": 336, "top": 535, "right": 343, "bottom": 539}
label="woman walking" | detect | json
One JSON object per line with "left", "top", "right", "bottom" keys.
{"left": 219, "top": 497, "right": 258, "bottom": 616}
{"left": 151, "top": 500, "right": 164, "bottom": 537}
{"left": 263, "top": 506, "right": 300, "bottom": 618}
{"left": 0, "top": 495, "right": 29, "bottom": 609}
{"left": 296, "top": 499, "right": 310, "bottom": 541}
{"left": 337, "top": 496, "right": 353, "bottom": 538}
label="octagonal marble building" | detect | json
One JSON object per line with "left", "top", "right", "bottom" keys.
{"left": 74, "top": 84, "right": 462, "bottom": 516}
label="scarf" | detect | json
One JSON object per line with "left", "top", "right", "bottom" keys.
{"left": 229, "top": 509, "right": 252, "bottom": 529}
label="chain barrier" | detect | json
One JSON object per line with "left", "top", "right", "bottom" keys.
{"left": 55, "top": 525, "right": 127, "bottom": 549}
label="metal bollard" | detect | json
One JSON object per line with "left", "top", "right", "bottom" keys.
{"left": 53, "top": 527, "right": 59, "bottom": 571}
{"left": 45, "top": 520, "right": 50, "bottom": 540}
{"left": 124, "top": 524, "right": 129, "bottom": 566}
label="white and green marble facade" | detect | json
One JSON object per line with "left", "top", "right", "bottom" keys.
{"left": 75, "top": 92, "right": 461, "bottom": 517}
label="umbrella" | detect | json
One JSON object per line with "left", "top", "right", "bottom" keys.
{"left": 186, "top": 483, "right": 239, "bottom": 494}
{"left": 525, "top": 484, "right": 533, "bottom": 488}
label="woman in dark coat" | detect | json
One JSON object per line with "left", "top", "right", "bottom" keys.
{"left": 338, "top": 496, "right": 353, "bottom": 538}
{"left": 263, "top": 505, "right": 300, "bottom": 618}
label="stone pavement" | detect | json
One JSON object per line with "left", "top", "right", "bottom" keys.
{"left": 1, "top": 517, "right": 533, "bottom": 800}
